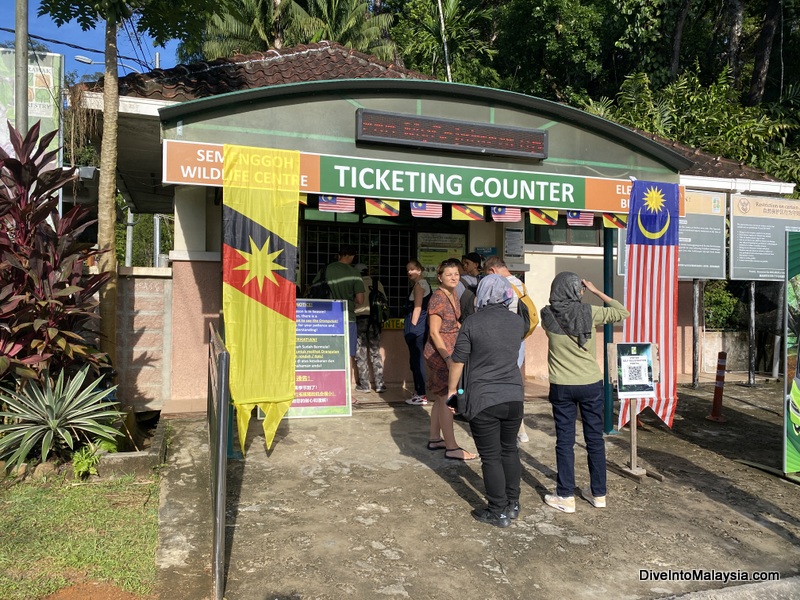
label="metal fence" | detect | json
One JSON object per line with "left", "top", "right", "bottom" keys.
{"left": 207, "top": 323, "right": 230, "bottom": 600}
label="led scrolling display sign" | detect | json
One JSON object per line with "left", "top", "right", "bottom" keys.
{"left": 356, "top": 109, "right": 548, "bottom": 160}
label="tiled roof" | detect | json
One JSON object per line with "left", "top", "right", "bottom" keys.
{"left": 77, "top": 41, "right": 779, "bottom": 182}
{"left": 79, "top": 41, "right": 434, "bottom": 102}
{"left": 635, "top": 130, "right": 778, "bottom": 182}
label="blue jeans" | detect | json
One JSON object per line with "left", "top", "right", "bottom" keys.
{"left": 469, "top": 402, "right": 524, "bottom": 513}
{"left": 403, "top": 314, "right": 427, "bottom": 396}
{"left": 549, "top": 381, "right": 606, "bottom": 498}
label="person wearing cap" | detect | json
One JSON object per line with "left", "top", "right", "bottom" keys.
{"left": 353, "top": 263, "right": 387, "bottom": 394}
{"left": 316, "top": 245, "right": 365, "bottom": 367}
{"left": 461, "top": 252, "right": 483, "bottom": 294}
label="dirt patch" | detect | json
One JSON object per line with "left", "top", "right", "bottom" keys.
{"left": 42, "top": 582, "right": 154, "bottom": 600}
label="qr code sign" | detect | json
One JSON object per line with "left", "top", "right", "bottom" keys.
{"left": 622, "top": 355, "right": 648, "bottom": 385}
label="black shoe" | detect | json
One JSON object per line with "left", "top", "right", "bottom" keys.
{"left": 505, "top": 501, "right": 520, "bottom": 520}
{"left": 471, "top": 508, "right": 511, "bottom": 528}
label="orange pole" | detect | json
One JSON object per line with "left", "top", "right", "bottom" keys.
{"left": 706, "top": 351, "right": 727, "bottom": 423}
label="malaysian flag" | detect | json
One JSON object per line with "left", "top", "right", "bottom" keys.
{"left": 566, "top": 210, "right": 594, "bottom": 226}
{"left": 318, "top": 195, "right": 355, "bottom": 212}
{"left": 618, "top": 180, "right": 680, "bottom": 429}
{"left": 490, "top": 207, "right": 522, "bottom": 222}
{"left": 452, "top": 204, "right": 484, "bottom": 221}
{"left": 410, "top": 201, "right": 442, "bottom": 218}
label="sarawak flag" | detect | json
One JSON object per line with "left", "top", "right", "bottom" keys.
{"left": 602, "top": 213, "right": 627, "bottom": 228}
{"left": 452, "top": 204, "right": 484, "bottom": 220}
{"left": 619, "top": 180, "right": 680, "bottom": 428}
{"left": 410, "top": 201, "right": 442, "bottom": 218}
{"left": 529, "top": 208, "right": 558, "bottom": 226}
{"left": 223, "top": 145, "right": 300, "bottom": 452}
{"left": 491, "top": 207, "right": 522, "bottom": 222}
{"left": 365, "top": 198, "right": 400, "bottom": 216}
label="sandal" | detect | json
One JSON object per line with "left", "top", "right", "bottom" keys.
{"left": 427, "top": 438, "right": 446, "bottom": 450}
{"left": 444, "top": 447, "right": 477, "bottom": 461}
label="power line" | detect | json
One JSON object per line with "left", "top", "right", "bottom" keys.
{"left": 0, "top": 26, "right": 149, "bottom": 67}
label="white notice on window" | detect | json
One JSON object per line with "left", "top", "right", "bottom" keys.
{"left": 504, "top": 226, "right": 524, "bottom": 259}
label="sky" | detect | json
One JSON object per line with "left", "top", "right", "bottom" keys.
{"left": 0, "top": 0, "right": 180, "bottom": 79}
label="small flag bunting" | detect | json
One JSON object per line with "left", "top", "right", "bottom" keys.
{"left": 528, "top": 208, "right": 558, "bottom": 226}
{"left": 566, "top": 210, "right": 594, "bottom": 226}
{"left": 299, "top": 193, "right": 307, "bottom": 205}
{"left": 602, "top": 213, "right": 628, "bottom": 228}
{"left": 319, "top": 195, "right": 355, "bottom": 213}
{"left": 410, "top": 201, "right": 442, "bottom": 218}
{"left": 365, "top": 198, "right": 400, "bottom": 217}
{"left": 452, "top": 204, "right": 484, "bottom": 221}
{"left": 490, "top": 207, "right": 522, "bottom": 222}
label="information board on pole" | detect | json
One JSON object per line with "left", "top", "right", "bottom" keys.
{"left": 259, "top": 299, "right": 352, "bottom": 420}
{"left": 609, "top": 343, "right": 657, "bottom": 399}
{"left": 731, "top": 195, "right": 800, "bottom": 281}
{"left": 617, "top": 191, "right": 727, "bottom": 279}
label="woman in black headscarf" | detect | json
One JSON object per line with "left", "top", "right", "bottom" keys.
{"left": 447, "top": 275, "right": 525, "bottom": 528}
{"left": 540, "top": 272, "right": 629, "bottom": 514}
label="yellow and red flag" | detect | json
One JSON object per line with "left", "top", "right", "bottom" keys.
{"left": 528, "top": 208, "right": 558, "bottom": 226}
{"left": 452, "top": 204, "right": 484, "bottom": 221}
{"left": 223, "top": 145, "right": 300, "bottom": 452}
{"left": 365, "top": 198, "right": 400, "bottom": 216}
{"left": 602, "top": 213, "right": 628, "bottom": 228}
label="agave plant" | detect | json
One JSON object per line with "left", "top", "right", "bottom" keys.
{"left": 0, "top": 365, "right": 123, "bottom": 472}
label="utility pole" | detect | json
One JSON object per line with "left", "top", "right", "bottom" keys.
{"left": 15, "top": 0, "right": 29, "bottom": 134}
{"left": 436, "top": 0, "right": 452, "bottom": 82}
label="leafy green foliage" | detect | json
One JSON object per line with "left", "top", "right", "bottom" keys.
{"left": 391, "top": 0, "right": 497, "bottom": 84}
{"left": 297, "top": 0, "right": 396, "bottom": 61}
{"left": 0, "top": 122, "right": 111, "bottom": 383}
{"left": 495, "top": 0, "right": 607, "bottom": 102}
{"left": 0, "top": 365, "right": 123, "bottom": 473}
{"left": 582, "top": 67, "right": 800, "bottom": 192}
{"left": 71, "top": 444, "right": 100, "bottom": 478}
{"left": 704, "top": 280, "right": 741, "bottom": 331}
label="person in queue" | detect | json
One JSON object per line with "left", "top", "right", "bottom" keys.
{"left": 353, "top": 263, "right": 387, "bottom": 394}
{"left": 453, "top": 258, "right": 476, "bottom": 322}
{"left": 447, "top": 275, "right": 525, "bottom": 527}
{"left": 460, "top": 251, "right": 482, "bottom": 294}
{"left": 423, "top": 259, "right": 477, "bottom": 461}
{"left": 540, "top": 272, "right": 629, "bottom": 513}
{"left": 318, "top": 245, "right": 365, "bottom": 378}
{"left": 483, "top": 256, "right": 531, "bottom": 445}
{"left": 404, "top": 259, "right": 431, "bottom": 405}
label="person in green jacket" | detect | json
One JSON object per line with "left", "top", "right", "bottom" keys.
{"left": 540, "top": 272, "right": 629, "bottom": 514}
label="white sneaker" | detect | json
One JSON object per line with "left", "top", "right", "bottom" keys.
{"left": 405, "top": 394, "right": 427, "bottom": 405}
{"left": 588, "top": 495, "right": 606, "bottom": 508}
{"left": 544, "top": 494, "right": 576, "bottom": 513}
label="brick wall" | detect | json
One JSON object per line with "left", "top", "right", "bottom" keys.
{"left": 116, "top": 268, "right": 173, "bottom": 411}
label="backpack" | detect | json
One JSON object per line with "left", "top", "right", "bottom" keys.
{"left": 368, "top": 276, "right": 389, "bottom": 335}
{"left": 510, "top": 282, "right": 539, "bottom": 339}
{"left": 307, "top": 267, "right": 333, "bottom": 299}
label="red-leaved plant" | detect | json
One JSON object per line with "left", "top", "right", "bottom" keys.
{"left": 0, "top": 121, "right": 111, "bottom": 384}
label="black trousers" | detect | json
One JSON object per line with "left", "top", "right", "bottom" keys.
{"left": 469, "top": 401, "right": 524, "bottom": 514}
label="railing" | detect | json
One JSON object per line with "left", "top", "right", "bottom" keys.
{"left": 207, "top": 323, "right": 230, "bottom": 600}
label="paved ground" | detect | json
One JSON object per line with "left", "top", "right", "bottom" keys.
{"left": 157, "top": 376, "right": 800, "bottom": 600}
